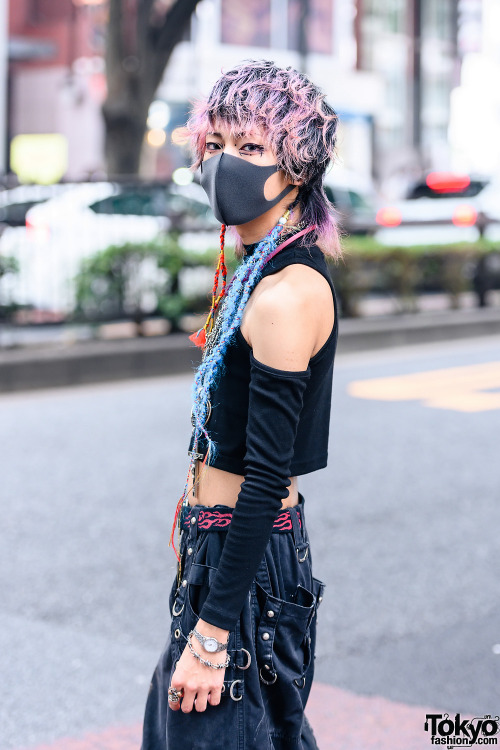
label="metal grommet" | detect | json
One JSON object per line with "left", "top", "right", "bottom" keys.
{"left": 259, "top": 667, "right": 277, "bottom": 685}
{"left": 230, "top": 679, "right": 243, "bottom": 701}
{"left": 172, "top": 600, "right": 184, "bottom": 616}
{"left": 236, "top": 648, "right": 252, "bottom": 670}
{"left": 174, "top": 628, "right": 181, "bottom": 639}
{"left": 294, "top": 676, "right": 306, "bottom": 688}
{"left": 297, "top": 546, "right": 309, "bottom": 562}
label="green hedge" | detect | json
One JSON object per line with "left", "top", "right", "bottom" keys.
{"left": 0, "top": 254, "right": 20, "bottom": 320}
{"left": 72, "top": 234, "right": 500, "bottom": 327}
{"left": 328, "top": 236, "right": 500, "bottom": 316}
{"left": 73, "top": 234, "right": 220, "bottom": 329}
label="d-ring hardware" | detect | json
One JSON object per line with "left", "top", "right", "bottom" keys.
{"left": 296, "top": 546, "right": 309, "bottom": 562}
{"left": 294, "top": 676, "right": 306, "bottom": 688}
{"left": 172, "top": 600, "right": 184, "bottom": 616}
{"left": 259, "top": 667, "right": 278, "bottom": 685}
{"left": 235, "top": 647, "right": 251, "bottom": 670}
{"left": 230, "top": 679, "right": 243, "bottom": 701}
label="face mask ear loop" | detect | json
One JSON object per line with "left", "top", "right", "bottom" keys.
{"left": 189, "top": 224, "right": 227, "bottom": 348}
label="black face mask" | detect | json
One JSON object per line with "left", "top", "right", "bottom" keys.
{"left": 199, "top": 152, "right": 295, "bottom": 226}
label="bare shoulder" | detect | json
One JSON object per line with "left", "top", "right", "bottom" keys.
{"left": 242, "top": 264, "right": 335, "bottom": 370}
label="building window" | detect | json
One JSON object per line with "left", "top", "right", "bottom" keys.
{"left": 220, "top": 0, "right": 271, "bottom": 47}
{"left": 30, "top": 0, "right": 72, "bottom": 24}
{"left": 288, "top": 0, "right": 333, "bottom": 55}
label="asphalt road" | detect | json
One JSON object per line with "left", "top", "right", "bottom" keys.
{"left": 1, "top": 334, "right": 499, "bottom": 749}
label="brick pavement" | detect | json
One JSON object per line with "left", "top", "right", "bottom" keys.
{"left": 16, "top": 682, "right": 442, "bottom": 750}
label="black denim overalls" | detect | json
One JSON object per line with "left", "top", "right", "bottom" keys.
{"left": 141, "top": 494, "right": 325, "bottom": 750}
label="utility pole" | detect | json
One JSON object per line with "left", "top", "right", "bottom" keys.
{"left": 298, "top": 0, "right": 310, "bottom": 74}
{"left": 411, "top": 0, "right": 423, "bottom": 169}
{"left": 0, "top": 0, "right": 8, "bottom": 177}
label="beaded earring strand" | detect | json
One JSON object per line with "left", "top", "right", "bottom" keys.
{"left": 189, "top": 224, "right": 227, "bottom": 348}
{"left": 168, "top": 207, "right": 292, "bottom": 564}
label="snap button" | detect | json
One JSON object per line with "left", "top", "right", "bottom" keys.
{"left": 318, "top": 596, "right": 323, "bottom": 602}
{"left": 191, "top": 516, "right": 196, "bottom": 525}
{"left": 182, "top": 579, "right": 187, "bottom": 587}
{"left": 187, "top": 547, "right": 193, "bottom": 555}
{"left": 267, "top": 610, "right": 275, "bottom": 618}
{"left": 262, "top": 632, "right": 270, "bottom": 641}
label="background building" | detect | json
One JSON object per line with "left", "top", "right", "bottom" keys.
{"left": 356, "top": 0, "right": 460, "bottom": 196}
{"left": 2, "top": 0, "right": 499, "bottom": 195}
{"left": 156, "top": 0, "right": 381, "bottom": 187}
{"left": 7, "top": 0, "right": 107, "bottom": 181}
{"left": 449, "top": 0, "right": 500, "bottom": 176}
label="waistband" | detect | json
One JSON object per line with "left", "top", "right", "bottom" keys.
{"left": 180, "top": 504, "right": 302, "bottom": 533}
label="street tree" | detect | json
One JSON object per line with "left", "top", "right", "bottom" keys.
{"left": 103, "top": 0, "right": 203, "bottom": 176}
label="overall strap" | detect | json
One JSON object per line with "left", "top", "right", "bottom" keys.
{"left": 264, "top": 225, "right": 316, "bottom": 267}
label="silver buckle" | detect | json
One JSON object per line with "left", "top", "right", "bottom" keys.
{"left": 235, "top": 647, "right": 251, "bottom": 670}
{"left": 230, "top": 679, "right": 243, "bottom": 701}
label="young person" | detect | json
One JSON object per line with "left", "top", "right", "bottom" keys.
{"left": 141, "top": 59, "right": 343, "bottom": 750}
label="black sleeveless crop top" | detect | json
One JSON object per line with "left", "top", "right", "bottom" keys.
{"left": 185, "top": 234, "right": 340, "bottom": 630}
{"left": 189, "top": 236, "right": 339, "bottom": 475}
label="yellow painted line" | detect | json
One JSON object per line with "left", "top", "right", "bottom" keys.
{"left": 347, "top": 361, "right": 500, "bottom": 412}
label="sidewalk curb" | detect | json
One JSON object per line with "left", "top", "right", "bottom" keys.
{"left": 1, "top": 308, "right": 499, "bottom": 392}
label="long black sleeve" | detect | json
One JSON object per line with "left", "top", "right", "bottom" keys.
{"left": 198, "top": 352, "right": 311, "bottom": 631}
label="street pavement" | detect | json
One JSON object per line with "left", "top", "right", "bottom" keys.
{"left": 1, "top": 334, "right": 499, "bottom": 750}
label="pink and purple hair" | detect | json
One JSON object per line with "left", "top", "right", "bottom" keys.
{"left": 187, "top": 59, "right": 343, "bottom": 259}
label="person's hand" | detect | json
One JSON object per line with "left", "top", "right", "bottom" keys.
{"left": 169, "top": 619, "right": 229, "bottom": 713}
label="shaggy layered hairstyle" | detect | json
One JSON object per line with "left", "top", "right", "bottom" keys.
{"left": 187, "top": 60, "right": 344, "bottom": 259}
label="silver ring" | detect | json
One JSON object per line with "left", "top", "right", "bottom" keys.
{"left": 235, "top": 648, "right": 252, "bottom": 670}
{"left": 168, "top": 686, "right": 184, "bottom": 703}
{"left": 259, "top": 667, "right": 278, "bottom": 685}
{"left": 294, "top": 676, "right": 306, "bottom": 688}
{"left": 172, "top": 600, "right": 184, "bottom": 616}
{"left": 230, "top": 679, "right": 243, "bottom": 701}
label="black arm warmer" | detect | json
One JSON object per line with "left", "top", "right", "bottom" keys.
{"left": 199, "top": 352, "right": 311, "bottom": 631}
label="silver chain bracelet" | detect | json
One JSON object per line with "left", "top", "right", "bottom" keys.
{"left": 187, "top": 632, "right": 230, "bottom": 669}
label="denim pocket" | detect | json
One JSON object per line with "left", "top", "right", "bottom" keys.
{"left": 254, "top": 580, "right": 319, "bottom": 683}
{"left": 185, "top": 562, "right": 218, "bottom": 621}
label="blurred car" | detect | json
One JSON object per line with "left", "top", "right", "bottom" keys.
{"left": 323, "top": 168, "right": 379, "bottom": 235}
{"left": 0, "top": 181, "right": 219, "bottom": 313}
{"left": 0, "top": 184, "right": 70, "bottom": 231}
{"left": 25, "top": 180, "right": 220, "bottom": 247}
{"left": 374, "top": 172, "right": 500, "bottom": 246}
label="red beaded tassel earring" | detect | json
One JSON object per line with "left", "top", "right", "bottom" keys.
{"left": 189, "top": 224, "right": 227, "bottom": 348}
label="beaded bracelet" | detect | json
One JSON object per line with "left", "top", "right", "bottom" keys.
{"left": 187, "top": 632, "right": 230, "bottom": 669}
